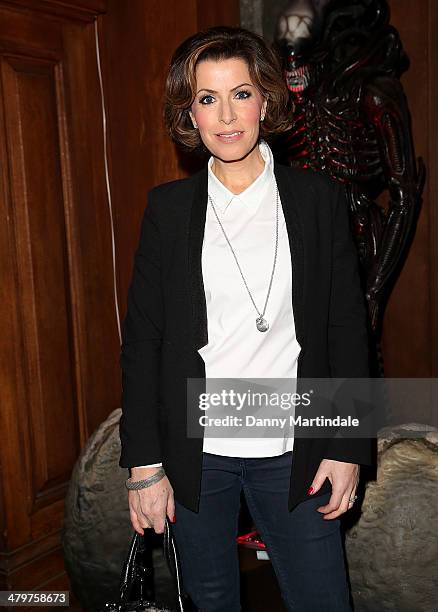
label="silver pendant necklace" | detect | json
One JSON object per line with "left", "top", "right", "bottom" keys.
{"left": 207, "top": 178, "right": 280, "bottom": 332}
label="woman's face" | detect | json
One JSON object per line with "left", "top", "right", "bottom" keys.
{"left": 189, "top": 57, "right": 267, "bottom": 162}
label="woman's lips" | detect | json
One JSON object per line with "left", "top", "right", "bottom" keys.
{"left": 215, "top": 131, "right": 244, "bottom": 143}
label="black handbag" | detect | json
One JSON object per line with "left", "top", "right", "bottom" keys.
{"left": 103, "top": 517, "right": 194, "bottom": 611}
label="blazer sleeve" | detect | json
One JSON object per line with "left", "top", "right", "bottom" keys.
{"left": 119, "top": 188, "right": 164, "bottom": 468}
{"left": 324, "top": 180, "right": 375, "bottom": 466}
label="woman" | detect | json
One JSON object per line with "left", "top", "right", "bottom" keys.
{"left": 119, "top": 26, "right": 373, "bottom": 612}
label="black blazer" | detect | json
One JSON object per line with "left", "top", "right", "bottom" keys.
{"left": 119, "top": 159, "right": 374, "bottom": 513}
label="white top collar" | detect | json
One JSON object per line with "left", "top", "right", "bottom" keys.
{"left": 207, "top": 140, "right": 274, "bottom": 215}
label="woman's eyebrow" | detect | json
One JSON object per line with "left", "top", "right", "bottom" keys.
{"left": 195, "top": 82, "right": 254, "bottom": 95}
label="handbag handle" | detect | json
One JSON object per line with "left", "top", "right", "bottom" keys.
{"left": 118, "top": 528, "right": 140, "bottom": 605}
{"left": 163, "top": 517, "right": 187, "bottom": 611}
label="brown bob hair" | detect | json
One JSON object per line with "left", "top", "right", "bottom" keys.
{"left": 164, "top": 26, "right": 294, "bottom": 152}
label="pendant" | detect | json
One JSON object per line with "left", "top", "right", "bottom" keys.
{"left": 256, "top": 316, "right": 269, "bottom": 332}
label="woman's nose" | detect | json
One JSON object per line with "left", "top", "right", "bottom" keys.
{"left": 219, "top": 101, "right": 236, "bottom": 124}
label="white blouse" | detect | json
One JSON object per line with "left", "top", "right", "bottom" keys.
{"left": 200, "top": 140, "right": 301, "bottom": 457}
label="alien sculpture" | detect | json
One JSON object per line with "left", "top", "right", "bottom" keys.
{"left": 273, "top": 0, "right": 425, "bottom": 344}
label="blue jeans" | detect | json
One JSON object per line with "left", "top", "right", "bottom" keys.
{"left": 170, "top": 451, "right": 352, "bottom": 612}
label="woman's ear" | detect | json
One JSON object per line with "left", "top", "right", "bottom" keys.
{"left": 188, "top": 110, "right": 198, "bottom": 129}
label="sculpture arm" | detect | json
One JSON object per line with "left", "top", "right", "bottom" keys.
{"left": 363, "top": 76, "right": 424, "bottom": 329}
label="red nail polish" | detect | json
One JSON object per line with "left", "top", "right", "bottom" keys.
{"left": 171, "top": 515, "right": 176, "bottom": 523}
{"left": 307, "top": 486, "right": 314, "bottom": 495}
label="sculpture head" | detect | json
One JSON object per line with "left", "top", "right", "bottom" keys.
{"left": 275, "top": 0, "right": 334, "bottom": 93}
{"left": 274, "top": 0, "right": 391, "bottom": 95}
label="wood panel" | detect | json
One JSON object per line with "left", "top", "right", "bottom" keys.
{"left": 1, "top": 51, "right": 78, "bottom": 515}
{"left": 382, "top": 1, "right": 431, "bottom": 377}
{"left": 197, "top": 0, "right": 240, "bottom": 30}
{"left": 4, "top": 0, "right": 106, "bottom": 21}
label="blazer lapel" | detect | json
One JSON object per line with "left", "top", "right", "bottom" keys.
{"left": 187, "top": 160, "right": 306, "bottom": 355}
{"left": 273, "top": 161, "right": 306, "bottom": 352}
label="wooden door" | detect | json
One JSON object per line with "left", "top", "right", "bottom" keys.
{"left": 0, "top": 0, "right": 115, "bottom": 593}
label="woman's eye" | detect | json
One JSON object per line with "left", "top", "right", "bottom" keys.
{"left": 199, "top": 95, "right": 215, "bottom": 105}
{"left": 235, "top": 90, "right": 251, "bottom": 99}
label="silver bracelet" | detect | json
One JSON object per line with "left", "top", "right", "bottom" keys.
{"left": 125, "top": 467, "right": 166, "bottom": 490}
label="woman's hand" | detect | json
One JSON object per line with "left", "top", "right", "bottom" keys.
{"left": 128, "top": 467, "right": 175, "bottom": 535}
{"left": 308, "top": 459, "right": 360, "bottom": 520}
